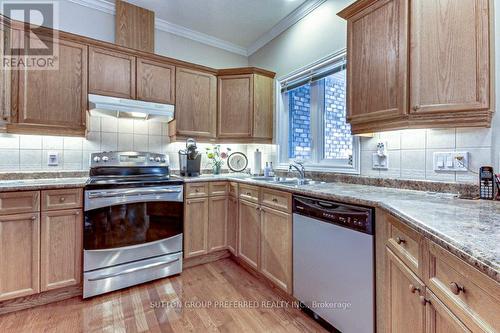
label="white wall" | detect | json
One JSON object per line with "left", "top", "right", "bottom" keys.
{"left": 57, "top": 0, "right": 248, "bottom": 69}
{"left": 249, "top": 0, "right": 499, "bottom": 184}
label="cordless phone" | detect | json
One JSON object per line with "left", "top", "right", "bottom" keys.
{"left": 479, "top": 166, "right": 494, "bottom": 200}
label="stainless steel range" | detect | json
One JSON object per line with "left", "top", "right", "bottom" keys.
{"left": 83, "top": 151, "right": 184, "bottom": 298}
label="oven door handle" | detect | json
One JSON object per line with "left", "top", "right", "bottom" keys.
{"left": 87, "top": 257, "right": 180, "bottom": 282}
{"left": 88, "top": 188, "right": 182, "bottom": 199}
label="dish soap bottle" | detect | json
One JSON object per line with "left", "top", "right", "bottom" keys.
{"left": 264, "top": 162, "right": 270, "bottom": 177}
{"left": 269, "top": 162, "right": 275, "bottom": 177}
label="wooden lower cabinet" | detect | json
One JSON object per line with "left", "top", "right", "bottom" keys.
{"left": 184, "top": 197, "right": 209, "bottom": 258}
{"left": 260, "top": 206, "right": 292, "bottom": 293}
{"left": 40, "top": 209, "right": 82, "bottom": 292}
{"left": 238, "top": 199, "right": 260, "bottom": 269}
{"left": 227, "top": 196, "right": 238, "bottom": 255}
{"left": 208, "top": 196, "right": 227, "bottom": 252}
{"left": 425, "top": 289, "right": 470, "bottom": 333}
{"left": 0, "top": 212, "right": 40, "bottom": 301}
{"left": 386, "top": 247, "right": 426, "bottom": 333}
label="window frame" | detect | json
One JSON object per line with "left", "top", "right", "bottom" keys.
{"left": 275, "top": 50, "right": 360, "bottom": 174}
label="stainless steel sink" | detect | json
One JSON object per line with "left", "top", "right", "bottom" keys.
{"left": 250, "top": 176, "right": 322, "bottom": 186}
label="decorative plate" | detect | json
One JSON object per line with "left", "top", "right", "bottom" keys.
{"left": 227, "top": 152, "right": 248, "bottom": 172}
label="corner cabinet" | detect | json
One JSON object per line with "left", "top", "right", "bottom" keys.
{"left": 338, "top": 0, "right": 492, "bottom": 134}
{"left": 217, "top": 69, "right": 275, "bottom": 143}
{"left": 8, "top": 34, "right": 88, "bottom": 136}
{"left": 169, "top": 67, "right": 217, "bottom": 140}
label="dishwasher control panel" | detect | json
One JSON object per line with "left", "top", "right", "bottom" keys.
{"left": 293, "top": 196, "right": 374, "bottom": 235}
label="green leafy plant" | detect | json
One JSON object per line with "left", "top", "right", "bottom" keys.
{"left": 205, "top": 145, "right": 231, "bottom": 173}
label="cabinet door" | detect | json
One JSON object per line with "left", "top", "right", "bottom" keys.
{"left": 137, "top": 58, "right": 175, "bottom": 104}
{"left": 425, "top": 289, "right": 471, "bottom": 333}
{"left": 89, "top": 47, "right": 136, "bottom": 99}
{"left": 40, "top": 209, "right": 82, "bottom": 291}
{"left": 238, "top": 200, "right": 260, "bottom": 269}
{"left": 253, "top": 74, "right": 273, "bottom": 139}
{"left": 260, "top": 206, "right": 292, "bottom": 293}
{"left": 346, "top": 0, "right": 408, "bottom": 128}
{"left": 14, "top": 37, "right": 87, "bottom": 135}
{"left": 218, "top": 74, "right": 253, "bottom": 138}
{"left": 184, "top": 197, "right": 208, "bottom": 258}
{"left": 175, "top": 67, "right": 216, "bottom": 138}
{"left": 227, "top": 196, "right": 238, "bottom": 255}
{"left": 208, "top": 196, "right": 227, "bottom": 252}
{"left": 410, "top": 0, "right": 490, "bottom": 115}
{"left": 0, "top": 213, "right": 39, "bottom": 301}
{"left": 386, "top": 247, "right": 426, "bottom": 333}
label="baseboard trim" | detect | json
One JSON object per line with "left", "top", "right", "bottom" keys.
{"left": 183, "top": 249, "right": 231, "bottom": 269}
{"left": 0, "top": 285, "right": 82, "bottom": 316}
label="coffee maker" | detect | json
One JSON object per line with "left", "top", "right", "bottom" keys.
{"left": 178, "top": 138, "right": 201, "bottom": 177}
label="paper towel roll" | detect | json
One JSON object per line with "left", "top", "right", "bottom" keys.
{"left": 253, "top": 149, "right": 262, "bottom": 175}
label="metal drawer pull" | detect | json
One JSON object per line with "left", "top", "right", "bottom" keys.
{"left": 87, "top": 258, "right": 180, "bottom": 281}
{"left": 88, "top": 189, "right": 181, "bottom": 199}
{"left": 409, "top": 284, "right": 420, "bottom": 294}
{"left": 272, "top": 198, "right": 278, "bottom": 202}
{"left": 449, "top": 282, "right": 465, "bottom": 295}
{"left": 395, "top": 237, "right": 406, "bottom": 245}
{"left": 246, "top": 192, "right": 252, "bottom": 195}
{"left": 419, "top": 296, "right": 429, "bottom": 306}
{"left": 59, "top": 197, "right": 66, "bottom": 202}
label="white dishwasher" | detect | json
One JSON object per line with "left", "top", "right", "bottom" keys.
{"left": 293, "top": 195, "right": 375, "bottom": 333}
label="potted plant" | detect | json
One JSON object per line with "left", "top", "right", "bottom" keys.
{"left": 206, "top": 145, "right": 231, "bottom": 175}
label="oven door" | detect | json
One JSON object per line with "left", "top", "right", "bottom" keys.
{"left": 84, "top": 185, "right": 183, "bottom": 251}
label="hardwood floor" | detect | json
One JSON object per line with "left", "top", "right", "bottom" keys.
{"left": 0, "top": 259, "right": 327, "bottom": 332}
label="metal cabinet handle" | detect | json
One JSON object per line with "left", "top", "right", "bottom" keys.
{"left": 413, "top": 105, "right": 420, "bottom": 111}
{"left": 88, "top": 258, "right": 179, "bottom": 281}
{"left": 31, "top": 215, "right": 37, "bottom": 220}
{"left": 395, "top": 237, "right": 406, "bottom": 245}
{"left": 59, "top": 197, "right": 66, "bottom": 202}
{"left": 195, "top": 188, "right": 200, "bottom": 192}
{"left": 75, "top": 211, "right": 80, "bottom": 215}
{"left": 449, "top": 282, "right": 465, "bottom": 295}
{"left": 419, "top": 296, "right": 429, "bottom": 306}
{"left": 272, "top": 198, "right": 278, "bottom": 202}
{"left": 246, "top": 192, "right": 252, "bottom": 196}
{"left": 409, "top": 284, "right": 420, "bottom": 294}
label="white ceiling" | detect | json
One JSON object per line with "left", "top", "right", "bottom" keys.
{"left": 106, "top": 0, "right": 308, "bottom": 48}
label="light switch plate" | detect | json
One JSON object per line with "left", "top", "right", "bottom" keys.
{"left": 47, "top": 152, "right": 59, "bottom": 166}
{"left": 433, "top": 152, "right": 469, "bottom": 172}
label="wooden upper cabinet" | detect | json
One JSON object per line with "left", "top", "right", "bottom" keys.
{"left": 137, "top": 58, "right": 175, "bottom": 104}
{"left": 10, "top": 36, "right": 88, "bottom": 136}
{"left": 217, "top": 72, "right": 274, "bottom": 141}
{"left": 341, "top": 0, "right": 408, "bottom": 131}
{"left": 218, "top": 74, "right": 253, "bottom": 138}
{"left": 89, "top": 46, "right": 136, "bottom": 99}
{"left": 0, "top": 213, "right": 40, "bottom": 301}
{"left": 338, "top": 0, "right": 492, "bottom": 133}
{"left": 40, "top": 209, "right": 82, "bottom": 292}
{"left": 173, "top": 67, "right": 217, "bottom": 139}
{"left": 410, "top": 0, "right": 490, "bottom": 118}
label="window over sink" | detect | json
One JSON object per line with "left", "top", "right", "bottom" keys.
{"left": 277, "top": 51, "right": 359, "bottom": 173}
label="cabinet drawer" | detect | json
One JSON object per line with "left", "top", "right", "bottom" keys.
{"left": 261, "top": 188, "right": 291, "bottom": 213}
{"left": 185, "top": 183, "right": 209, "bottom": 198}
{"left": 42, "top": 188, "right": 83, "bottom": 211}
{"left": 228, "top": 182, "right": 238, "bottom": 197}
{"left": 386, "top": 214, "right": 423, "bottom": 276}
{"left": 239, "top": 185, "right": 259, "bottom": 203}
{"left": 426, "top": 242, "right": 500, "bottom": 332}
{"left": 209, "top": 182, "right": 228, "bottom": 196}
{"left": 0, "top": 191, "right": 39, "bottom": 215}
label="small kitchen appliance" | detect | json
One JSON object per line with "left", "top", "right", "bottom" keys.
{"left": 83, "top": 151, "right": 184, "bottom": 298}
{"left": 178, "top": 138, "right": 201, "bottom": 177}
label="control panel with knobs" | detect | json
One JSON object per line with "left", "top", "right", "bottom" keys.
{"left": 90, "top": 152, "right": 169, "bottom": 168}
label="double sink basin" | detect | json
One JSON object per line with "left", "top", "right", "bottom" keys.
{"left": 249, "top": 176, "right": 323, "bottom": 186}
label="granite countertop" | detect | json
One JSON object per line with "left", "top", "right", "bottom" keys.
{"left": 2, "top": 173, "right": 498, "bottom": 282}
{"left": 0, "top": 177, "right": 89, "bottom": 192}
{"left": 183, "top": 174, "right": 500, "bottom": 282}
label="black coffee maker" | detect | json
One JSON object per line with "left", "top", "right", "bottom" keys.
{"left": 178, "top": 138, "right": 201, "bottom": 177}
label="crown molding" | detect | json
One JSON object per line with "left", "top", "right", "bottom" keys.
{"left": 67, "top": 0, "right": 248, "bottom": 56}
{"left": 247, "top": 0, "right": 327, "bottom": 56}
{"left": 66, "top": 0, "right": 325, "bottom": 57}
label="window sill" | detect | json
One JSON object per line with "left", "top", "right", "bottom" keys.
{"left": 275, "top": 163, "right": 360, "bottom": 175}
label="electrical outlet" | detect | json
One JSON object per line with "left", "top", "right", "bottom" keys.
{"left": 433, "top": 152, "right": 469, "bottom": 172}
{"left": 47, "top": 152, "right": 59, "bottom": 166}
{"left": 372, "top": 152, "right": 388, "bottom": 170}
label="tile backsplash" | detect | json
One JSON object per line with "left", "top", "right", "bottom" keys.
{"left": 0, "top": 114, "right": 493, "bottom": 185}
{"left": 360, "top": 128, "right": 493, "bottom": 183}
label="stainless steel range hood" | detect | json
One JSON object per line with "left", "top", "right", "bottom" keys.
{"left": 88, "top": 94, "right": 174, "bottom": 122}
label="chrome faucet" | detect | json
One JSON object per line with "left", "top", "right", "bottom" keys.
{"left": 289, "top": 161, "right": 306, "bottom": 183}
